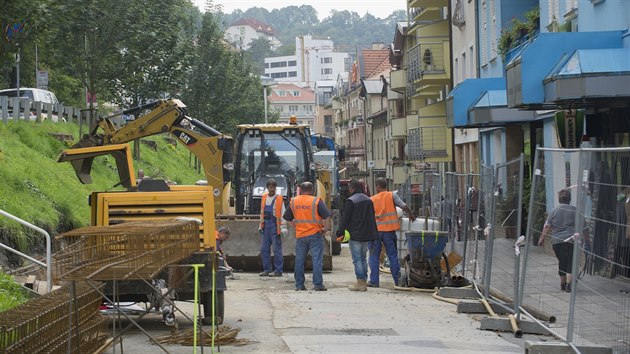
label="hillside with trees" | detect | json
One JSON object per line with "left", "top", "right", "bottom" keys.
{"left": 222, "top": 5, "right": 406, "bottom": 50}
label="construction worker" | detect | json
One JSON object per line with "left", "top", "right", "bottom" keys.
{"left": 336, "top": 179, "right": 378, "bottom": 291}
{"left": 259, "top": 179, "right": 285, "bottom": 277}
{"left": 215, "top": 226, "right": 232, "bottom": 271}
{"left": 368, "top": 177, "right": 416, "bottom": 287}
{"left": 284, "top": 181, "right": 331, "bottom": 291}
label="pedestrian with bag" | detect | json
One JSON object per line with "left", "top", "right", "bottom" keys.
{"left": 283, "top": 181, "right": 331, "bottom": 291}
{"left": 336, "top": 179, "right": 378, "bottom": 291}
{"left": 368, "top": 177, "right": 416, "bottom": 287}
{"left": 259, "top": 179, "right": 285, "bottom": 277}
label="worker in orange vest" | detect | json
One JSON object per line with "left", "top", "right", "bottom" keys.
{"left": 368, "top": 177, "right": 416, "bottom": 287}
{"left": 284, "top": 181, "right": 331, "bottom": 291}
{"left": 259, "top": 179, "right": 285, "bottom": 277}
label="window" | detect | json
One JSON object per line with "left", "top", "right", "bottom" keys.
{"left": 270, "top": 61, "right": 287, "bottom": 68}
{"left": 289, "top": 106, "right": 298, "bottom": 112}
{"left": 264, "top": 63, "right": 269, "bottom": 68}
{"left": 288, "top": 71, "right": 297, "bottom": 77}
{"left": 324, "top": 115, "right": 332, "bottom": 126}
{"left": 321, "top": 57, "right": 332, "bottom": 64}
{"left": 271, "top": 72, "right": 287, "bottom": 78}
{"left": 288, "top": 60, "right": 297, "bottom": 66}
{"left": 275, "top": 106, "right": 283, "bottom": 112}
{"left": 276, "top": 90, "right": 286, "bottom": 96}
{"left": 292, "top": 91, "right": 300, "bottom": 96}
{"left": 321, "top": 68, "right": 333, "bottom": 75}
{"left": 303, "top": 105, "right": 313, "bottom": 112}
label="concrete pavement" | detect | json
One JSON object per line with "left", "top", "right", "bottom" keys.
{"left": 103, "top": 245, "right": 534, "bottom": 353}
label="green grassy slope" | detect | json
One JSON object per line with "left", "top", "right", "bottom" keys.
{"left": 0, "top": 120, "right": 206, "bottom": 251}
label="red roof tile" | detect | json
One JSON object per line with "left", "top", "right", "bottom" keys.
{"left": 229, "top": 18, "right": 275, "bottom": 35}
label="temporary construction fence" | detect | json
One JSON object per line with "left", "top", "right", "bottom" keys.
{"left": 518, "top": 146, "right": 630, "bottom": 353}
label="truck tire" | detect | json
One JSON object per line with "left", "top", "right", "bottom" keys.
{"left": 202, "top": 290, "right": 224, "bottom": 325}
{"left": 332, "top": 240, "right": 342, "bottom": 255}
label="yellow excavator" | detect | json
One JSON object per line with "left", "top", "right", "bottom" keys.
{"left": 58, "top": 99, "right": 233, "bottom": 325}
{"left": 57, "top": 100, "right": 337, "bottom": 324}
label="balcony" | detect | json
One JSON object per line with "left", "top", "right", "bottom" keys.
{"left": 409, "top": 0, "right": 447, "bottom": 9}
{"left": 390, "top": 69, "right": 406, "bottom": 93}
{"left": 391, "top": 116, "right": 407, "bottom": 137}
{"left": 406, "top": 40, "right": 450, "bottom": 88}
{"left": 407, "top": 125, "right": 448, "bottom": 160}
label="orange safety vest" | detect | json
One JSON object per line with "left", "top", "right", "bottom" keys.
{"left": 371, "top": 191, "right": 400, "bottom": 232}
{"left": 260, "top": 193, "right": 283, "bottom": 235}
{"left": 290, "top": 195, "right": 324, "bottom": 238}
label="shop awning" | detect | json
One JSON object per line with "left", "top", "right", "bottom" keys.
{"left": 505, "top": 31, "right": 624, "bottom": 109}
{"left": 446, "top": 78, "right": 504, "bottom": 128}
{"left": 468, "top": 90, "right": 536, "bottom": 127}
{"left": 544, "top": 48, "right": 630, "bottom": 106}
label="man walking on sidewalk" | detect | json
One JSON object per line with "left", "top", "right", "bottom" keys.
{"left": 369, "top": 177, "right": 416, "bottom": 287}
{"left": 336, "top": 179, "right": 378, "bottom": 291}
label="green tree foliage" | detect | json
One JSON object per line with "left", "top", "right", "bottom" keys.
{"left": 223, "top": 5, "right": 404, "bottom": 51}
{"left": 183, "top": 11, "right": 265, "bottom": 135}
{"left": 247, "top": 37, "right": 274, "bottom": 75}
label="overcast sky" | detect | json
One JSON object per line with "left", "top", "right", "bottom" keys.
{"left": 193, "top": 0, "right": 406, "bottom": 20}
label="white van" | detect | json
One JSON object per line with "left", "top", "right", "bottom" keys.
{"left": 0, "top": 88, "right": 60, "bottom": 121}
{"left": 0, "top": 88, "right": 59, "bottom": 104}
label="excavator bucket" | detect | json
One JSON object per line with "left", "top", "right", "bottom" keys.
{"left": 217, "top": 216, "right": 333, "bottom": 272}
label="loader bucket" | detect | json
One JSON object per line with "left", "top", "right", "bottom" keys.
{"left": 217, "top": 217, "right": 332, "bottom": 272}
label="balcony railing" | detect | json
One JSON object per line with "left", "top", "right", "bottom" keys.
{"left": 407, "top": 125, "right": 448, "bottom": 159}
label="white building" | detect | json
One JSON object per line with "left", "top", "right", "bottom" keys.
{"left": 224, "top": 18, "right": 282, "bottom": 51}
{"left": 264, "top": 35, "right": 350, "bottom": 83}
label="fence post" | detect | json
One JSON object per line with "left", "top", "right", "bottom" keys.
{"left": 35, "top": 101, "right": 43, "bottom": 123}
{"left": 1, "top": 96, "right": 7, "bottom": 124}
{"left": 461, "top": 173, "right": 472, "bottom": 277}
{"left": 12, "top": 97, "right": 19, "bottom": 121}
{"left": 514, "top": 153, "right": 525, "bottom": 318}
{"left": 483, "top": 164, "right": 498, "bottom": 298}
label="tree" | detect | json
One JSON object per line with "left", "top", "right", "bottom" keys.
{"left": 183, "top": 11, "right": 265, "bottom": 135}
{"left": 246, "top": 37, "right": 274, "bottom": 75}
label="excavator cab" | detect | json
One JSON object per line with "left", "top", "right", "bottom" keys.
{"left": 233, "top": 124, "right": 313, "bottom": 215}
{"left": 219, "top": 123, "right": 335, "bottom": 271}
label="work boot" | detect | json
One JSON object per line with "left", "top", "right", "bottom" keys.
{"left": 566, "top": 283, "right": 572, "bottom": 292}
{"left": 349, "top": 279, "right": 367, "bottom": 292}
{"left": 560, "top": 282, "right": 566, "bottom": 291}
{"left": 366, "top": 281, "right": 379, "bottom": 288}
{"left": 259, "top": 271, "right": 271, "bottom": 276}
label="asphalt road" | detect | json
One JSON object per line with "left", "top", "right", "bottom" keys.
{"left": 102, "top": 246, "right": 531, "bottom": 354}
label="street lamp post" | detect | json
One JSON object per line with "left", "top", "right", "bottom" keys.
{"left": 261, "top": 76, "right": 276, "bottom": 124}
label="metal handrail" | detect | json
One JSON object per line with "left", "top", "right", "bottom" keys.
{"left": 0, "top": 209, "right": 52, "bottom": 293}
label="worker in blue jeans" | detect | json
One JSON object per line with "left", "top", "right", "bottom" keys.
{"left": 259, "top": 179, "right": 285, "bottom": 277}
{"left": 369, "top": 177, "right": 415, "bottom": 287}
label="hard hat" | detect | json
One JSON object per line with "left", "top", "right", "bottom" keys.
{"left": 289, "top": 115, "right": 297, "bottom": 125}
{"left": 340, "top": 230, "right": 351, "bottom": 243}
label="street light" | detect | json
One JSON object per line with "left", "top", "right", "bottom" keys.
{"left": 261, "top": 76, "right": 276, "bottom": 124}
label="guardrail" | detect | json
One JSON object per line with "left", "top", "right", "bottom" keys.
{"left": 0, "top": 96, "right": 83, "bottom": 124}
{"left": 0, "top": 209, "right": 52, "bottom": 293}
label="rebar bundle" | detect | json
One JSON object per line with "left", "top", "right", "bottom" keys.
{"left": 54, "top": 220, "right": 199, "bottom": 281}
{"left": 0, "top": 282, "right": 107, "bottom": 353}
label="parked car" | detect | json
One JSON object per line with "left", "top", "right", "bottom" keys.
{"left": 0, "top": 88, "right": 60, "bottom": 121}
{"left": 0, "top": 87, "right": 59, "bottom": 104}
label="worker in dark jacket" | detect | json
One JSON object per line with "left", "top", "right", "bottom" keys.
{"left": 336, "top": 179, "right": 378, "bottom": 291}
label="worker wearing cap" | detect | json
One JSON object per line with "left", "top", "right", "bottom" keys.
{"left": 368, "top": 177, "right": 416, "bottom": 287}
{"left": 259, "top": 179, "right": 285, "bottom": 277}
{"left": 284, "top": 181, "right": 331, "bottom": 291}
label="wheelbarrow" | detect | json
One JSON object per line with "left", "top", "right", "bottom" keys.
{"left": 399, "top": 231, "right": 451, "bottom": 289}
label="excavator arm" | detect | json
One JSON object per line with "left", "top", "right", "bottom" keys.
{"left": 68, "top": 99, "right": 233, "bottom": 213}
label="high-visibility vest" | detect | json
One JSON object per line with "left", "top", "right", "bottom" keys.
{"left": 371, "top": 191, "right": 400, "bottom": 232}
{"left": 290, "top": 195, "right": 324, "bottom": 238}
{"left": 260, "top": 193, "right": 283, "bottom": 235}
